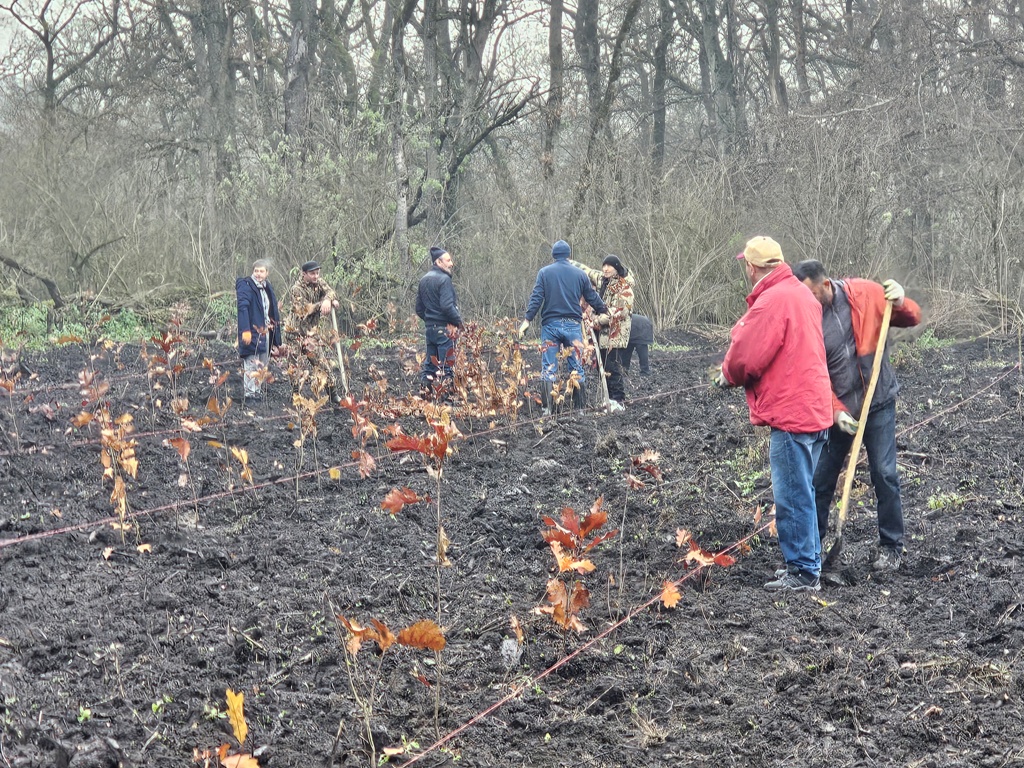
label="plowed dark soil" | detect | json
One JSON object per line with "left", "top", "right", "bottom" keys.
{"left": 1, "top": 331, "right": 1022, "bottom": 768}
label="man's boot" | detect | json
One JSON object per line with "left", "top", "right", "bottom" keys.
{"left": 328, "top": 386, "right": 343, "bottom": 406}
{"left": 539, "top": 381, "right": 553, "bottom": 415}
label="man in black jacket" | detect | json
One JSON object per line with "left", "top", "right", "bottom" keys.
{"left": 622, "top": 314, "right": 653, "bottom": 375}
{"left": 416, "top": 246, "right": 464, "bottom": 395}
{"left": 236, "top": 259, "right": 283, "bottom": 400}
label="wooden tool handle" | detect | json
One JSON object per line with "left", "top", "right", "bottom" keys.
{"left": 835, "top": 300, "right": 893, "bottom": 527}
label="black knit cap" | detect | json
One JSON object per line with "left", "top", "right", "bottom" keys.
{"left": 301, "top": 260, "right": 321, "bottom": 272}
{"left": 430, "top": 246, "right": 447, "bottom": 263}
{"left": 602, "top": 254, "right": 626, "bottom": 277}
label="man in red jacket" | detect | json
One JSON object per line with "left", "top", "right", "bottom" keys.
{"left": 713, "top": 237, "right": 834, "bottom": 591}
{"left": 792, "top": 260, "right": 923, "bottom": 571}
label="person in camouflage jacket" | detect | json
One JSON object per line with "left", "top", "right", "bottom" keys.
{"left": 570, "top": 254, "right": 635, "bottom": 410}
{"left": 285, "top": 260, "right": 341, "bottom": 403}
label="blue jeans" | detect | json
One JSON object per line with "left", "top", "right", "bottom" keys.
{"left": 421, "top": 326, "right": 456, "bottom": 385}
{"left": 813, "top": 399, "right": 904, "bottom": 551}
{"left": 771, "top": 428, "right": 828, "bottom": 577}
{"left": 540, "top": 318, "right": 585, "bottom": 384}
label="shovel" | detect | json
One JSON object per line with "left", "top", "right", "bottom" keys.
{"left": 330, "top": 307, "right": 349, "bottom": 395}
{"left": 822, "top": 301, "right": 892, "bottom": 570}
{"left": 587, "top": 323, "right": 611, "bottom": 410}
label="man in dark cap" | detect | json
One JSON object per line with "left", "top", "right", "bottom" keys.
{"left": 416, "top": 246, "right": 464, "bottom": 397}
{"left": 519, "top": 240, "right": 608, "bottom": 412}
{"left": 569, "top": 253, "right": 634, "bottom": 412}
{"left": 285, "top": 260, "right": 341, "bottom": 403}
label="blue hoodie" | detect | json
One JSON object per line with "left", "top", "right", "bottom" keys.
{"left": 525, "top": 240, "right": 608, "bottom": 323}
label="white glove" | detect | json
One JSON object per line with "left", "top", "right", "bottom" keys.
{"left": 517, "top": 320, "right": 530, "bottom": 338}
{"left": 836, "top": 411, "right": 860, "bottom": 436}
{"left": 882, "top": 279, "right": 905, "bottom": 306}
{"left": 710, "top": 366, "right": 729, "bottom": 388}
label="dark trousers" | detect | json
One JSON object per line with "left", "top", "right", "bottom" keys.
{"left": 813, "top": 399, "right": 905, "bottom": 551}
{"left": 600, "top": 348, "right": 626, "bottom": 402}
{"left": 421, "top": 326, "right": 456, "bottom": 386}
{"left": 621, "top": 343, "right": 650, "bottom": 374}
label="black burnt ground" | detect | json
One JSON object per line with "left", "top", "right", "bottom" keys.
{"left": 0, "top": 333, "right": 1022, "bottom": 768}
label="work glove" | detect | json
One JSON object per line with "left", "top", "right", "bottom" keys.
{"left": 836, "top": 411, "right": 860, "bottom": 436}
{"left": 882, "top": 279, "right": 905, "bottom": 306}
{"left": 709, "top": 365, "right": 729, "bottom": 388}
{"left": 517, "top": 320, "right": 530, "bottom": 339}
{"left": 241, "top": 331, "right": 252, "bottom": 345}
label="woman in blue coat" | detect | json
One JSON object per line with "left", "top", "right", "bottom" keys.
{"left": 236, "top": 259, "right": 283, "bottom": 399}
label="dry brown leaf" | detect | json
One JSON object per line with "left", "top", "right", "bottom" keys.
{"left": 102, "top": 547, "right": 113, "bottom": 560}
{"left": 437, "top": 526, "right": 452, "bottom": 567}
{"left": 225, "top": 688, "right": 247, "bottom": 745}
{"left": 397, "top": 620, "right": 446, "bottom": 651}
{"left": 370, "top": 619, "right": 396, "bottom": 652}
{"left": 166, "top": 437, "right": 190, "bottom": 462}
{"left": 328, "top": 467, "right": 342, "bottom": 481}
{"left": 137, "top": 543, "right": 152, "bottom": 554}
{"left": 660, "top": 581, "right": 682, "bottom": 609}
{"left": 549, "top": 541, "right": 595, "bottom": 574}
{"left": 683, "top": 540, "right": 715, "bottom": 568}
{"left": 71, "top": 412, "right": 93, "bottom": 428}
{"left": 675, "top": 528, "right": 692, "bottom": 548}
{"left": 510, "top": 615, "right": 524, "bottom": 645}
{"left": 380, "top": 487, "right": 425, "bottom": 516}
{"left": 337, "top": 615, "right": 379, "bottom": 655}
{"left": 220, "top": 753, "right": 260, "bottom": 768}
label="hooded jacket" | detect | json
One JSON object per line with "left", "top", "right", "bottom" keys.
{"left": 525, "top": 241, "right": 608, "bottom": 323}
{"left": 236, "top": 276, "right": 282, "bottom": 357}
{"left": 722, "top": 263, "right": 833, "bottom": 433}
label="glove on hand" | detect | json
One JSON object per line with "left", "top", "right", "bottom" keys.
{"left": 241, "top": 331, "right": 252, "bottom": 345}
{"left": 709, "top": 366, "right": 728, "bottom": 388}
{"left": 517, "top": 320, "right": 530, "bottom": 339}
{"left": 882, "top": 279, "right": 905, "bottom": 305}
{"left": 836, "top": 411, "right": 860, "bottom": 436}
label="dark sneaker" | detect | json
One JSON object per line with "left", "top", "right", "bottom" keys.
{"left": 871, "top": 548, "right": 903, "bottom": 571}
{"left": 764, "top": 571, "right": 821, "bottom": 592}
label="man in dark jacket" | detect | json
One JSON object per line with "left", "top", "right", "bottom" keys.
{"left": 622, "top": 314, "right": 653, "bottom": 375}
{"left": 416, "top": 246, "right": 464, "bottom": 394}
{"left": 792, "top": 259, "right": 923, "bottom": 571}
{"left": 519, "top": 240, "right": 608, "bottom": 411}
{"left": 236, "top": 259, "right": 283, "bottom": 400}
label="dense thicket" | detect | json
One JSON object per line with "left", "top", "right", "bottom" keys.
{"left": 1, "top": 0, "right": 1022, "bottom": 332}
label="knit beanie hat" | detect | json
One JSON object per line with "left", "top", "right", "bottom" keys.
{"left": 551, "top": 240, "right": 571, "bottom": 260}
{"left": 430, "top": 246, "right": 447, "bottom": 263}
{"left": 602, "top": 254, "right": 626, "bottom": 277}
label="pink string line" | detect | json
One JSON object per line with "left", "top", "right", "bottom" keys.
{"left": 401, "top": 523, "right": 771, "bottom": 766}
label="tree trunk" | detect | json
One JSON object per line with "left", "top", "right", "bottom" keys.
{"left": 542, "top": 0, "right": 564, "bottom": 182}
{"left": 390, "top": 0, "right": 419, "bottom": 278}
{"left": 575, "top": 0, "right": 602, "bottom": 124}
{"left": 652, "top": 0, "right": 672, "bottom": 180}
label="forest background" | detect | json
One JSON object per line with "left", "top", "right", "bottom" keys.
{"left": 1, "top": 0, "right": 1022, "bottom": 340}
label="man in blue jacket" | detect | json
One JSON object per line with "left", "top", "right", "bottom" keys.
{"left": 236, "top": 259, "right": 283, "bottom": 400}
{"left": 416, "top": 246, "right": 464, "bottom": 396}
{"left": 519, "top": 240, "right": 608, "bottom": 411}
